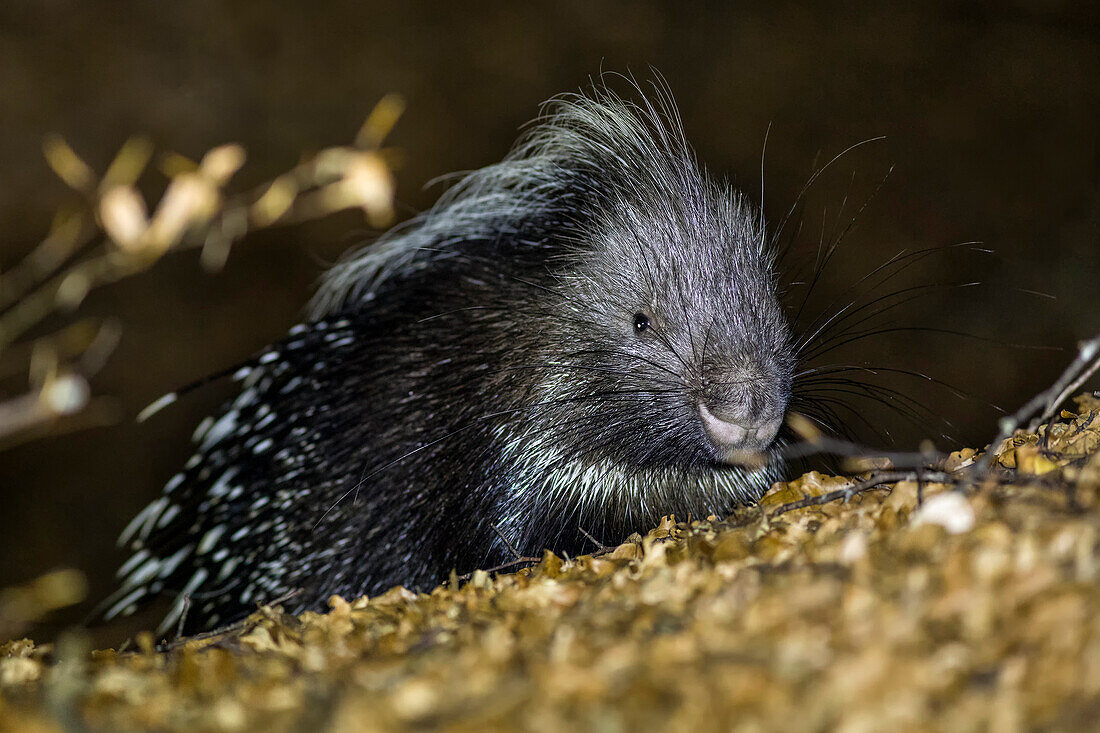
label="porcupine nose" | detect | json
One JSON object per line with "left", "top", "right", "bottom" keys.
{"left": 698, "top": 364, "right": 784, "bottom": 462}
{"left": 699, "top": 401, "right": 782, "bottom": 461}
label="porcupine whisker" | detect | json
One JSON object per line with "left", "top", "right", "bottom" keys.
{"left": 796, "top": 381, "right": 935, "bottom": 426}
{"left": 794, "top": 381, "right": 957, "bottom": 443}
{"left": 788, "top": 210, "right": 835, "bottom": 330}
{"left": 798, "top": 281, "right": 982, "bottom": 360}
{"left": 844, "top": 380, "right": 966, "bottom": 435}
{"left": 770, "top": 137, "right": 887, "bottom": 261}
{"left": 759, "top": 123, "right": 771, "bottom": 255}
{"left": 795, "top": 364, "right": 1003, "bottom": 411}
{"left": 799, "top": 298, "right": 954, "bottom": 365}
{"left": 796, "top": 270, "right": 980, "bottom": 362}
{"left": 793, "top": 239, "right": 989, "bottom": 348}
{"left": 815, "top": 164, "right": 894, "bottom": 275}
{"left": 793, "top": 241, "right": 983, "bottom": 354}
{"left": 791, "top": 394, "right": 889, "bottom": 443}
{"left": 805, "top": 326, "right": 1036, "bottom": 365}
{"left": 813, "top": 253, "right": 984, "bottom": 329}
{"left": 784, "top": 408, "right": 835, "bottom": 434}
{"left": 792, "top": 383, "right": 893, "bottom": 429}
{"left": 794, "top": 369, "right": 942, "bottom": 409}
{"left": 792, "top": 402, "right": 863, "bottom": 442}
{"left": 773, "top": 207, "right": 808, "bottom": 285}
{"left": 794, "top": 382, "right": 940, "bottom": 426}
{"left": 787, "top": 192, "right": 899, "bottom": 334}
{"left": 784, "top": 407, "right": 851, "bottom": 445}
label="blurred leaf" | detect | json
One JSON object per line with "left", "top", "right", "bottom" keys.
{"left": 101, "top": 137, "right": 154, "bottom": 190}
{"left": 42, "top": 135, "right": 96, "bottom": 193}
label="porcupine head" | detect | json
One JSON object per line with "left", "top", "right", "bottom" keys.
{"left": 103, "top": 79, "right": 795, "bottom": 635}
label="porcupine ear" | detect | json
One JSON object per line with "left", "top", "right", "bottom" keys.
{"left": 310, "top": 73, "right": 705, "bottom": 317}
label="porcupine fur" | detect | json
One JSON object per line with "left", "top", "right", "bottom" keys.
{"left": 100, "top": 80, "right": 795, "bottom": 635}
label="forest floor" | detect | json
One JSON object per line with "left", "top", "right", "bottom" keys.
{"left": 3, "top": 397, "right": 1100, "bottom": 732}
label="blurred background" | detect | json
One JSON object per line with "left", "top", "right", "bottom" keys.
{"left": 0, "top": 0, "right": 1096, "bottom": 644}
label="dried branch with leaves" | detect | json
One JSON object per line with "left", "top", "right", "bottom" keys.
{"left": 0, "top": 95, "right": 404, "bottom": 448}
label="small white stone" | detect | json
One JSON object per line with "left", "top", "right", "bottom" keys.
{"left": 839, "top": 531, "right": 868, "bottom": 564}
{"left": 911, "top": 492, "right": 975, "bottom": 535}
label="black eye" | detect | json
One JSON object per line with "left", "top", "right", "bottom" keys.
{"left": 633, "top": 312, "right": 651, "bottom": 333}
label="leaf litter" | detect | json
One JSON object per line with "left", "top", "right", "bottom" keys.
{"left": 4, "top": 397, "right": 1100, "bottom": 731}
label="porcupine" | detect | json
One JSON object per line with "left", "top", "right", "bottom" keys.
{"left": 99, "top": 81, "right": 795, "bottom": 635}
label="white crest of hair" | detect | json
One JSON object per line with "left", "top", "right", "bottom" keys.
{"left": 494, "top": 422, "right": 784, "bottom": 540}
{"left": 310, "top": 75, "right": 758, "bottom": 316}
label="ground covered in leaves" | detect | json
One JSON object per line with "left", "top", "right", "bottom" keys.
{"left": 4, "top": 400, "right": 1100, "bottom": 731}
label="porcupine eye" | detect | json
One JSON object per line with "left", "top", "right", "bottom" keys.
{"left": 633, "top": 312, "right": 651, "bottom": 334}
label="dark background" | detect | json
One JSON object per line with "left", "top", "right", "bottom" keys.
{"left": 0, "top": 0, "right": 1096, "bottom": 643}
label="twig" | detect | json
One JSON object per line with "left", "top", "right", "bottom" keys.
{"left": 578, "top": 526, "right": 609, "bottom": 553}
{"left": 490, "top": 523, "right": 523, "bottom": 561}
{"left": 769, "top": 470, "right": 954, "bottom": 518}
{"left": 154, "top": 588, "right": 302, "bottom": 652}
{"left": 781, "top": 436, "right": 946, "bottom": 469}
{"left": 456, "top": 557, "right": 541, "bottom": 582}
{"left": 1030, "top": 335, "right": 1100, "bottom": 432}
{"left": 155, "top": 616, "right": 255, "bottom": 654}
{"left": 174, "top": 594, "right": 192, "bottom": 641}
{"left": 965, "top": 334, "right": 1100, "bottom": 486}
{"left": 0, "top": 99, "right": 401, "bottom": 445}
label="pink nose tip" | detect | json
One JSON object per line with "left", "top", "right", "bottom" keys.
{"left": 699, "top": 403, "right": 782, "bottom": 459}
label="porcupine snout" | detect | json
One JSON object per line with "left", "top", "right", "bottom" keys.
{"left": 698, "top": 358, "right": 787, "bottom": 461}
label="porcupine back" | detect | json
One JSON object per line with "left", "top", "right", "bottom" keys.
{"left": 100, "top": 81, "right": 794, "bottom": 635}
